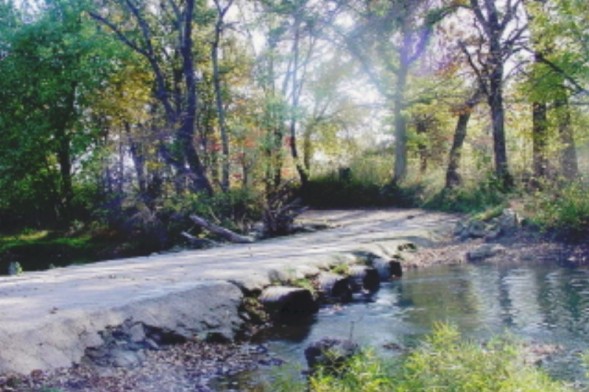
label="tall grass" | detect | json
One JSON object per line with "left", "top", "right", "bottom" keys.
{"left": 274, "top": 324, "right": 572, "bottom": 392}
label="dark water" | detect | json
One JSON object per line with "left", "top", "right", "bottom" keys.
{"left": 217, "top": 263, "right": 589, "bottom": 389}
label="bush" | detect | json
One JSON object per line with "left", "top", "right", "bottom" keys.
{"left": 274, "top": 324, "right": 572, "bottom": 392}
{"left": 424, "top": 175, "right": 509, "bottom": 214}
{"left": 302, "top": 173, "right": 422, "bottom": 209}
{"left": 527, "top": 181, "right": 589, "bottom": 239}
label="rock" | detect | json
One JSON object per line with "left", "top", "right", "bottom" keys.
{"left": 7, "top": 261, "right": 23, "bottom": 276}
{"left": 111, "top": 349, "right": 142, "bottom": 368}
{"left": 259, "top": 286, "right": 318, "bottom": 322}
{"left": 371, "top": 258, "right": 403, "bottom": 280}
{"left": 348, "top": 265, "right": 380, "bottom": 292}
{"left": 305, "top": 338, "right": 359, "bottom": 371}
{"left": 497, "top": 208, "right": 520, "bottom": 234}
{"left": 316, "top": 273, "right": 353, "bottom": 302}
{"left": 467, "top": 220, "right": 487, "bottom": 238}
{"left": 467, "top": 244, "right": 506, "bottom": 262}
{"left": 129, "top": 323, "right": 145, "bottom": 343}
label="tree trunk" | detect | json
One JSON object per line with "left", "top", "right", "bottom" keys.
{"left": 532, "top": 101, "right": 549, "bottom": 180}
{"left": 487, "top": 51, "right": 512, "bottom": 187}
{"left": 180, "top": 0, "right": 213, "bottom": 195}
{"left": 288, "top": 20, "right": 309, "bottom": 187}
{"left": 189, "top": 214, "right": 254, "bottom": 243}
{"left": 393, "top": 62, "right": 409, "bottom": 184}
{"left": 125, "top": 122, "right": 147, "bottom": 195}
{"left": 212, "top": 16, "right": 230, "bottom": 192}
{"left": 446, "top": 89, "right": 482, "bottom": 189}
{"left": 554, "top": 92, "right": 578, "bottom": 179}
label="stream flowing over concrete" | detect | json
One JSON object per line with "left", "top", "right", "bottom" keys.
{"left": 0, "top": 209, "right": 457, "bottom": 375}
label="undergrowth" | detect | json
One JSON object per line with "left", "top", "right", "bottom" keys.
{"left": 273, "top": 323, "right": 572, "bottom": 392}
{"left": 526, "top": 180, "right": 589, "bottom": 239}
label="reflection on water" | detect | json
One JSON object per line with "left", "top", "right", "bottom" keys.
{"left": 227, "top": 263, "right": 589, "bottom": 389}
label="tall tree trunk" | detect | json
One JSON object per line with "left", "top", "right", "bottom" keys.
{"left": 393, "top": 37, "right": 410, "bottom": 184}
{"left": 532, "top": 101, "right": 549, "bottom": 180}
{"left": 288, "top": 20, "right": 309, "bottom": 187}
{"left": 125, "top": 122, "right": 147, "bottom": 195}
{"left": 488, "top": 48, "right": 512, "bottom": 187}
{"left": 212, "top": 1, "right": 232, "bottom": 192}
{"left": 554, "top": 91, "right": 578, "bottom": 179}
{"left": 54, "top": 81, "right": 77, "bottom": 221}
{"left": 180, "top": 0, "right": 213, "bottom": 195}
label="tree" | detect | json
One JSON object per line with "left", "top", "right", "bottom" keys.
{"left": 340, "top": 0, "right": 451, "bottom": 184}
{"left": 0, "top": 0, "right": 121, "bottom": 224}
{"left": 461, "top": 0, "right": 527, "bottom": 187}
{"left": 90, "top": 0, "right": 214, "bottom": 194}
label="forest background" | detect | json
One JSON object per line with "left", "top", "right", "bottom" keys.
{"left": 0, "top": 0, "right": 587, "bottom": 270}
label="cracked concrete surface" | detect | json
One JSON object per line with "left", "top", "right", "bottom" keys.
{"left": 0, "top": 209, "right": 457, "bottom": 374}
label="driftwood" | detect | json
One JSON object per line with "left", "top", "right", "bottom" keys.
{"left": 189, "top": 214, "right": 254, "bottom": 244}
{"left": 180, "top": 231, "right": 218, "bottom": 248}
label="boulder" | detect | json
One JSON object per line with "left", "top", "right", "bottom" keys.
{"left": 497, "top": 208, "right": 520, "bottom": 234}
{"left": 348, "top": 265, "right": 380, "bottom": 292}
{"left": 304, "top": 338, "right": 359, "bottom": 371}
{"left": 316, "top": 273, "right": 353, "bottom": 302}
{"left": 259, "top": 286, "right": 318, "bottom": 322}
{"left": 371, "top": 257, "right": 403, "bottom": 279}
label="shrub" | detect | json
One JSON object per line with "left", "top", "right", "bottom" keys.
{"left": 274, "top": 324, "right": 572, "bottom": 392}
{"left": 424, "top": 175, "right": 509, "bottom": 214}
{"left": 527, "top": 181, "right": 589, "bottom": 239}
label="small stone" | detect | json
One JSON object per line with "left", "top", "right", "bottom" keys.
{"left": 467, "top": 244, "right": 506, "bottom": 262}
{"left": 129, "top": 324, "right": 145, "bottom": 343}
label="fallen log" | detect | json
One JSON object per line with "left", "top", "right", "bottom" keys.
{"left": 180, "top": 232, "right": 218, "bottom": 248}
{"left": 189, "top": 215, "right": 254, "bottom": 244}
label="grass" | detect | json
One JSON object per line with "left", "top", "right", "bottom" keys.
{"left": 526, "top": 180, "right": 589, "bottom": 239}
{"left": 273, "top": 323, "right": 573, "bottom": 392}
{"left": 0, "top": 229, "right": 129, "bottom": 273}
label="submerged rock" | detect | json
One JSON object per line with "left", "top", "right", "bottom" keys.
{"left": 304, "top": 338, "right": 359, "bottom": 371}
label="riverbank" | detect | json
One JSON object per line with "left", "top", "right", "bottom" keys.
{"left": 1, "top": 209, "right": 586, "bottom": 391}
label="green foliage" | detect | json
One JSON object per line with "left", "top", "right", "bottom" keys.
{"left": 278, "top": 324, "right": 572, "bottom": 392}
{"left": 302, "top": 161, "right": 422, "bottom": 208}
{"left": 526, "top": 181, "right": 589, "bottom": 239}
{"left": 0, "top": 230, "right": 100, "bottom": 273}
{"left": 425, "top": 175, "right": 510, "bottom": 214}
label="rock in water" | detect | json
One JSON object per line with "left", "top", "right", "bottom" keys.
{"left": 259, "top": 286, "right": 318, "bottom": 323}
{"left": 305, "top": 338, "right": 359, "bottom": 371}
{"left": 316, "top": 273, "right": 353, "bottom": 302}
{"left": 348, "top": 265, "right": 380, "bottom": 292}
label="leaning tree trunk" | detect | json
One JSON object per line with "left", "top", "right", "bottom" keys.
{"left": 445, "top": 90, "right": 482, "bottom": 189}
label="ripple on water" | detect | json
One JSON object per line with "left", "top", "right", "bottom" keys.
{"left": 228, "top": 262, "right": 589, "bottom": 391}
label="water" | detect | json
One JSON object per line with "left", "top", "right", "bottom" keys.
{"left": 217, "top": 263, "right": 589, "bottom": 390}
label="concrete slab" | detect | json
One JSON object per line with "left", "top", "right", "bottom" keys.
{"left": 0, "top": 209, "right": 457, "bottom": 374}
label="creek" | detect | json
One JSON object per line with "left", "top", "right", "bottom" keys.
{"left": 216, "top": 262, "right": 589, "bottom": 390}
